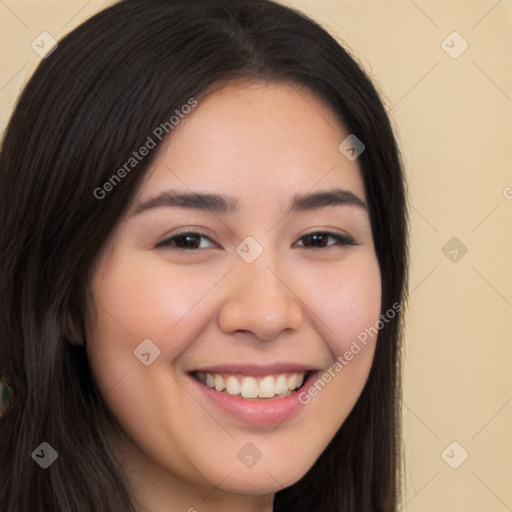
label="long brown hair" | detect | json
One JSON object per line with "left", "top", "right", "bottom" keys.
{"left": 0, "top": 0, "right": 408, "bottom": 510}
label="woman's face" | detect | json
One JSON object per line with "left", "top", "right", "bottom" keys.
{"left": 86, "top": 80, "right": 381, "bottom": 504}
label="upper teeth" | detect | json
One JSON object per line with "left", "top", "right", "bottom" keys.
{"left": 196, "top": 372, "right": 306, "bottom": 399}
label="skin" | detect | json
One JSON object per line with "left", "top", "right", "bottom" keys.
{"left": 85, "top": 80, "right": 382, "bottom": 512}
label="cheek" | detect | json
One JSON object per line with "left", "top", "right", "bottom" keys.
{"left": 86, "top": 256, "right": 221, "bottom": 360}
{"left": 280, "top": 253, "right": 381, "bottom": 465}
{"left": 307, "top": 251, "right": 382, "bottom": 354}
{"left": 295, "top": 252, "right": 381, "bottom": 414}
{"left": 84, "top": 257, "right": 217, "bottom": 480}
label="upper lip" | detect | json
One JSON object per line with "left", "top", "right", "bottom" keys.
{"left": 188, "top": 363, "right": 321, "bottom": 375}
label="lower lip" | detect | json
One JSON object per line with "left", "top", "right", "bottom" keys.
{"left": 189, "top": 372, "right": 318, "bottom": 427}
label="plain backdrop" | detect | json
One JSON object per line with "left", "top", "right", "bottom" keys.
{"left": 0, "top": 1, "right": 510, "bottom": 510}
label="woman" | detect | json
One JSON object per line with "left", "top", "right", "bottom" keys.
{"left": 0, "top": 0, "right": 409, "bottom": 510}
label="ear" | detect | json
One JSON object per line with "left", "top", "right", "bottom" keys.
{"left": 62, "top": 310, "right": 85, "bottom": 346}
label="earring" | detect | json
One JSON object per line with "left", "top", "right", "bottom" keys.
{"left": 0, "top": 375, "right": 14, "bottom": 418}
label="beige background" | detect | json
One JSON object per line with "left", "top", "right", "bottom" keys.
{"left": 1, "top": 1, "right": 510, "bottom": 510}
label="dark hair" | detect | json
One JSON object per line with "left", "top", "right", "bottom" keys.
{"left": 0, "top": 0, "right": 408, "bottom": 510}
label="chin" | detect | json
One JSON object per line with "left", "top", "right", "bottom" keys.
{"left": 200, "top": 456, "right": 315, "bottom": 497}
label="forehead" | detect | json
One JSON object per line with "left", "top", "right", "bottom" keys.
{"left": 135, "top": 79, "right": 366, "bottom": 211}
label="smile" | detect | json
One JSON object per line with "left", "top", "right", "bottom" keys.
{"left": 188, "top": 367, "right": 319, "bottom": 427}
{"left": 192, "top": 371, "right": 308, "bottom": 399}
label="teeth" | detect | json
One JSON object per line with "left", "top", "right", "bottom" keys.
{"left": 275, "top": 375, "right": 289, "bottom": 395}
{"left": 258, "top": 376, "right": 275, "bottom": 398}
{"left": 240, "top": 377, "right": 259, "bottom": 398}
{"left": 196, "top": 371, "right": 307, "bottom": 399}
{"left": 225, "top": 376, "right": 240, "bottom": 396}
{"left": 214, "top": 374, "right": 225, "bottom": 392}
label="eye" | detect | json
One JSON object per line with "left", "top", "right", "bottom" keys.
{"left": 155, "top": 232, "right": 217, "bottom": 251}
{"left": 155, "top": 230, "right": 357, "bottom": 252}
{"left": 295, "top": 231, "right": 357, "bottom": 249}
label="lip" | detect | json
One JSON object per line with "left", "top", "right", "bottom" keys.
{"left": 189, "top": 370, "right": 320, "bottom": 427}
{"left": 188, "top": 363, "right": 318, "bottom": 375}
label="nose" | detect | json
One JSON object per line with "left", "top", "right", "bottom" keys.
{"left": 217, "top": 257, "right": 304, "bottom": 342}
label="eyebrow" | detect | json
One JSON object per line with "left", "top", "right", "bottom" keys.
{"left": 131, "top": 187, "right": 367, "bottom": 217}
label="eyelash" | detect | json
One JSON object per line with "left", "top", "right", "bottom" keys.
{"left": 155, "top": 231, "right": 357, "bottom": 251}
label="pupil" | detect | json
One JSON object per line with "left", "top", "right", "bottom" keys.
{"left": 308, "top": 233, "right": 326, "bottom": 247}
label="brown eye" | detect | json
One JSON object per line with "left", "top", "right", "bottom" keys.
{"left": 156, "top": 232, "right": 216, "bottom": 250}
{"left": 297, "top": 232, "right": 357, "bottom": 249}
{"left": 155, "top": 230, "right": 357, "bottom": 252}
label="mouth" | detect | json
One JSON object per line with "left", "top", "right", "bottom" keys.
{"left": 187, "top": 364, "right": 322, "bottom": 426}
{"left": 190, "top": 370, "right": 313, "bottom": 400}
